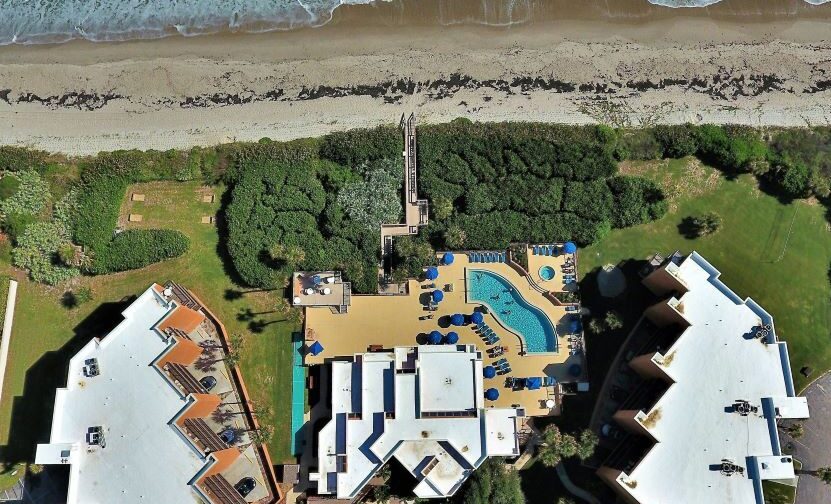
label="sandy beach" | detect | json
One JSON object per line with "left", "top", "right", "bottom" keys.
{"left": 1, "top": 0, "right": 831, "bottom": 155}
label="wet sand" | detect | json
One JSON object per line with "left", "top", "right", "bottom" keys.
{"left": 0, "top": 0, "right": 830, "bottom": 154}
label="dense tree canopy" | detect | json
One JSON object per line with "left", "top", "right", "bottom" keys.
{"left": 224, "top": 122, "right": 668, "bottom": 293}
{"left": 457, "top": 458, "right": 525, "bottom": 504}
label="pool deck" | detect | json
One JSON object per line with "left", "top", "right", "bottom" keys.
{"left": 303, "top": 246, "right": 584, "bottom": 417}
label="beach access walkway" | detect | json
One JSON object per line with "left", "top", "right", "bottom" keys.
{"left": 379, "top": 113, "right": 429, "bottom": 284}
{"left": 0, "top": 280, "right": 19, "bottom": 412}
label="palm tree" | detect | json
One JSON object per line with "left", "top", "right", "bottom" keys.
{"left": 817, "top": 466, "right": 831, "bottom": 485}
{"left": 537, "top": 424, "right": 578, "bottom": 468}
{"left": 195, "top": 334, "right": 245, "bottom": 371}
{"left": 576, "top": 430, "right": 599, "bottom": 461}
{"left": 247, "top": 425, "right": 274, "bottom": 446}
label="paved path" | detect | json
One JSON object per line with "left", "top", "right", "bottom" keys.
{"left": 0, "top": 280, "right": 19, "bottom": 410}
{"left": 787, "top": 372, "right": 831, "bottom": 504}
{"left": 556, "top": 463, "right": 601, "bottom": 504}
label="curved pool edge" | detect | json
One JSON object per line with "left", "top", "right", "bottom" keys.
{"left": 466, "top": 268, "right": 560, "bottom": 354}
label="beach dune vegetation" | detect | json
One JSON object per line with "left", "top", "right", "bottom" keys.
{"left": 71, "top": 151, "right": 191, "bottom": 275}
{"left": 223, "top": 122, "right": 667, "bottom": 293}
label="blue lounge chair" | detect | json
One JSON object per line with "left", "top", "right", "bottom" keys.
{"left": 533, "top": 245, "right": 539, "bottom": 255}
{"left": 491, "top": 335, "right": 500, "bottom": 344}
{"left": 545, "top": 246, "right": 551, "bottom": 256}
{"left": 502, "top": 253, "right": 507, "bottom": 262}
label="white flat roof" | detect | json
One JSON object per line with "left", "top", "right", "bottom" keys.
{"left": 418, "top": 351, "right": 476, "bottom": 412}
{"left": 35, "top": 287, "right": 208, "bottom": 504}
{"left": 617, "top": 252, "right": 809, "bottom": 504}
{"left": 315, "top": 345, "right": 520, "bottom": 499}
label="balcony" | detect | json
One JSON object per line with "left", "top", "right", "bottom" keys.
{"left": 201, "top": 474, "right": 248, "bottom": 504}
{"left": 183, "top": 418, "right": 229, "bottom": 454}
{"left": 164, "top": 362, "right": 208, "bottom": 395}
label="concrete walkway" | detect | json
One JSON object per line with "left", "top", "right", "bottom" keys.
{"left": 556, "top": 463, "right": 601, "bottom": 504}
{"left": 0, "top": 280, "right": 19, "bottom": 409}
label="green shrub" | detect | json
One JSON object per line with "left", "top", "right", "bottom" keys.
{"left": 696, "top": 125, "right": 769, "bottom": 173}
{"left": 652, "top": 124, "right": 699, "bottom": 158}
{"left": 92, "top": 229, "right": 189, "bottom": 274}
{"left": 770, "top": 161, "right": 812, "bottom": 199}
{"left": 0, "top": 146, "right": 47, "bottom": 172}
{"left": 0, "top": 171, "right": 50, "bottom": 217}
{"left": 2, "top": 213, "right": 38, "bottom": 244}
{"left": 618, "top": 130, "right": 663, "bottom": 160}
{"left": 12, "top": 222, "right": 78, "bottom": 285}
{"left": 608, "top": 176, "right": 667, "bottom": 227}
{"left": 337, "top": 165, "right": 402, "bottom": 230}
{"left": 72, "top": 151, "right": 194, "bottom": 273}
{"left": 224, "top": 122, "right": 668, "bottom": 292}
{"left": 319, "top": 126, "right": 399, "bottom": 167}
{"left": 0, "top": 175, "right": 20, "bottom": 200}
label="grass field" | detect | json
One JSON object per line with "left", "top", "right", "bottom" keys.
{"left": 0, "top": 181, "right": 298, "bottom": 468}
{"left": 580, "top": 158, "right": 831, "bottom": 391}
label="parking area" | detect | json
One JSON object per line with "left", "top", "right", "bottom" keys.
{"left": 781, "top": 372, "right": 831, "bottom": 504}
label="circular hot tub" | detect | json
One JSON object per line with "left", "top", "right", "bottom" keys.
{"left": 539, "top": 265, "right": 556, "bottom": 281}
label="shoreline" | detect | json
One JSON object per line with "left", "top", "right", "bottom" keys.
{"left": 2, "top": 0, "right": 831, "bottom": 47}
{"left": 1, "top": 6, "right": 831, "bottom": 155}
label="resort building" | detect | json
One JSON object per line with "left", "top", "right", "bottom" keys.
{"left": 35, "top": 283, "right": 279, "bottom": 504}
{"left": 597, "top": 252, "right": 809, "bottom": 504}
{"left": 290, "top": 115, "right": 588, "bottom": 500}
{"left": 310, "top": 345, "right": 523, "bottom": 499}
{"left": 300, "top": 245, "right": 586, "bottom": 419}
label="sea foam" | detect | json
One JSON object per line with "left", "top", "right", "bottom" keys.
{"left": 0, "top": 0, "right": 828, "bottom": 45}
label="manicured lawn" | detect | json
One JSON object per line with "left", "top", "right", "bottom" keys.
{"left": 580, "top": 158, "right": 831, "bottom": 392}
{"left": 0, "top": 181, "right": 298, "bottom": 467}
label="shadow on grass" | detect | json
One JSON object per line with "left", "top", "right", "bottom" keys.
{"left": 677, "top": 217, "right": 701, "bottom": 240}
{"left": 0, "top": 297, "right": 135, "bottom": 468}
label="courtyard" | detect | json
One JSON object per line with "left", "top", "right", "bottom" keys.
{"left": 301, "top": 244, "right": 586, "bottom": 417}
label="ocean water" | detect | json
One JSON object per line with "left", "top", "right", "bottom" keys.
{"left": 0, "top": 0, "right": 828, "bottom": 45}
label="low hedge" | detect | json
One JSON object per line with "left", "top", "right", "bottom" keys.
{"left": 91, "top": 229, "right": 189, "bottom": 274}
{"left": 72, "top": 150, "right": 193, "bottom": 274}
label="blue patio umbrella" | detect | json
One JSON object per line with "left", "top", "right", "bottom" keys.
{"left": 432, "top": 290, "right": 444, "bottom": 303}
{"left": 483, "top": 366, "right": 497, "bottom": 379}
{"left": 425, "top": 266, "right": 439, "bottom": 280}
{"left": 470, "top": 311, "right": 484, "bottom": 325}
{"left": 485, "top": 388, "right": 500, "bottom": 401}
{"left": 442, "top": 252, "right": 455, "bottom": 265}
{"left": 563, "top": 241, "right": 577, "bottom": 254}
{"left": 429, "top": 330, "right": 443, "bottom": 345}
{"left": 309, "top": 341, "right": 324, "bottom": 356}
{"left": 569, "top": 364, "right": 583, "bottom": 377}
{"left": 450, "top": 313, "right": 465, "bottom": 326}
{"left": 526, "top": 377, "right": 542, "bottom": 390}
{"left": 311, "top": 274, "right": 322, "bottom": 285}
{"left": 445, "top": 331, "right": 459, "bottom": 344}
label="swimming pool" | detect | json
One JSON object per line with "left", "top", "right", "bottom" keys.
{"left": 468, "top": 269, "right": 558, "bottom": 353}
{"left": 539, "top": 265, "right": 556, "bottom": 281}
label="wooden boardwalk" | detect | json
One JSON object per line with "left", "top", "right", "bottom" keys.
{"left": 379, "top": 113, "right": 429, "bottom": 285}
